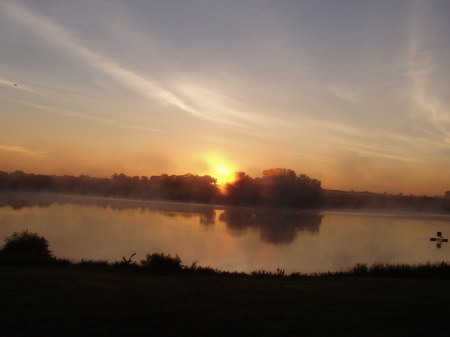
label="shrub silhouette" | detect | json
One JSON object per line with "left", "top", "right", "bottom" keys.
{"left": 0, "top": 230, "right": 53, "bottom": 265}
{"left": 140, "top": 252, "right": 182, "bottom": 273}
{"left": 2, "top": 230, "right": 52, "bottom": 257}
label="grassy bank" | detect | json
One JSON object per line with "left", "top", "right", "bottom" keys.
{"left": 2, "top": 229, "right": 450, "bottom": 278}
{"left": 2, "top": 266, "right": 450, "bottom": 337}
{"left": 2, "top": 231, "right": 450, "bottom": 336}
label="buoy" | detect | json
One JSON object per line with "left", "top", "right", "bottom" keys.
{"left": 430, "top": 232, "right": 448, "bottom": 248}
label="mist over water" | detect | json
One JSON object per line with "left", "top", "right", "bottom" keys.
{"left": 0, "top": 194, "right": 449, "bottom": 273}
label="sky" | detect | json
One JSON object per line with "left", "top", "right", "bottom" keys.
{"left": 1, "top": 0, "right": 450, "bottom": 195}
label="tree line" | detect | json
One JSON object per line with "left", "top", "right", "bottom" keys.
{"left": 0, "top": 168, "right": 323, "bottom": 208}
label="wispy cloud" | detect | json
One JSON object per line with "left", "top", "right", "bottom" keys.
{"left": 0, "top": 144, "right": 44, "bottom": 157}
{"left": 406, "top": 0, "right": 450, "bottom": 139}
{"left": 3, "top": 98, "right": 163, "bottom": 134}
{"left": 327, "top": 85, "right": 358, "bottom": 105}
{"left": 1, "top": 0, "right": 253, "bottom": 127}
{"left": 174, "top": 81, "right": 257, "bottom": 127}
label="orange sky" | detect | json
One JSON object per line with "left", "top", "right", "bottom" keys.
{"left": 1, "top": 1, "right": 450, "bottom": 196}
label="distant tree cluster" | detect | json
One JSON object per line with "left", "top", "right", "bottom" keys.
{"left": 324, "top": 189, "right": 450, "bottom": 213}
{"left": 225, "top": 168, "right": 323, "bottom": 208}
{"left": 0, "top": 170, "right": 220, "bottom": 203}
{"left": 0, "top": 169, "right": 324, "bottom": 208}
{"left": 157, "top": 174, "right": 218, "bottom": 202}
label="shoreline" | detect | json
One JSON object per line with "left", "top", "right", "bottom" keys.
{"left": 1, "top": 190, "right": 450, "bottom": 216}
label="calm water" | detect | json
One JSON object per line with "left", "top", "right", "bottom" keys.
{"left": 1, "top": 194, "right": 449, "bottom": 273}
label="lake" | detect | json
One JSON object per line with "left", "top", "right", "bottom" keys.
{"left": 1, "top": 193, "right": 449, "bottom": 273}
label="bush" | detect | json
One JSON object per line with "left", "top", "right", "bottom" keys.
{"left": 0, "top": 230, "right": 53, "bottom": 266}
{"left": 140, "top": 252, "right": 182, "bottom": 273}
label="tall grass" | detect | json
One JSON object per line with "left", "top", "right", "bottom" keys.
{"left": 343, "top": 261, "right": 450, "bottom": 278}
{"left": 1, "top": 231, "right": 449, "bottom": 278}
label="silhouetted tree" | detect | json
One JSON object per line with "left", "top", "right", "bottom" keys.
{"left": 225, "top": 172, "right": 261, "bottom": 206}
{"left": 159, "top": 174, "right": 219, "bottom": 202}
{"left": 224, "top": 169, "right": 323, "bottom": 208}
{"left": 0, "top": 168, "right": 324, "bottom": 208}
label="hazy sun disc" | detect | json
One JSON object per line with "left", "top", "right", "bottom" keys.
{"left": 214, "top": 164, "right": 235, "bottom": 185}
{"left": 204, "top": 153, "right": 237, "bottom": 186}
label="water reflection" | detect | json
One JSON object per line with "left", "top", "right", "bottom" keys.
{"left": 161, "top": 209, "right": 215, "bottom": 226}
{"left": 1, "top": 193, "right": 450, "bottom": 273}
{"left": 0, "top": 193, "right": 216, "bottom": 225}
{"left": 0, "top": 193, "right": 54, "bottom": 210}
{"left": 0, "top": 194, "right": 322, "bottom": 243}
{"left": 219, "top": 209, "right": 322, "bottom": 244}
{"left": 200, "top": 209, "right": 216, "bottom": 226}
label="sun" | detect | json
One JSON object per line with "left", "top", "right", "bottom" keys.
{"left": 213, "top": 164, "right": 234, "bottom": 185}
{"left": 203, "top": 152, "right": 237, "bottom": 187}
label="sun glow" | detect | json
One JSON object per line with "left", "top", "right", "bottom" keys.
{"left": 203, "top": 152, "right": 237, "bottom": 187}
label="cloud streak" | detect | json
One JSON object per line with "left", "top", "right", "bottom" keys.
{"left": 1, "top": 0, "right": 253, "bottom": 127}
{"left": 3, "top": 98, "right": 163, "bottom": 134}
{"left": 0, "top": 144, "right": 44, "bottom": 157}
{"left": 406, "top": 0, "right": 450, "bottom": 139}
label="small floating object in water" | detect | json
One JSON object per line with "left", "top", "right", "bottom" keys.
{"left": 430, "top": 232, "right": 448, "bottom": 248}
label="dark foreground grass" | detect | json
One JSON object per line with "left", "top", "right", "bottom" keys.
{"left": 1, "top": 266, "right": 450, "bottom": 337}
{"left": 1, "top": 231, "right": 450, "bottom": 336}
